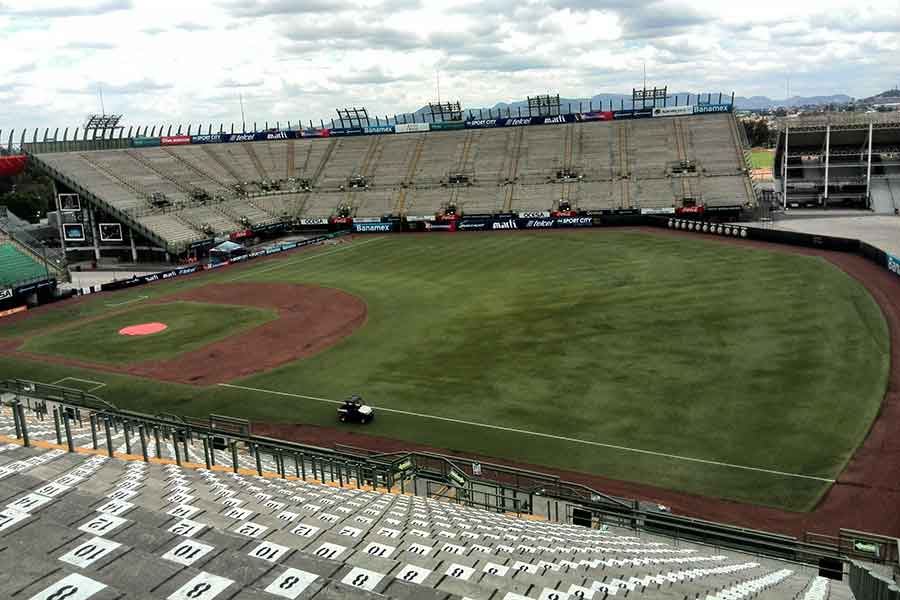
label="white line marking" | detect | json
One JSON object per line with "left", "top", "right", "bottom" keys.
{"left": 51, "top": 377, "right": 107, "bottom": 392}
{"left": 217, "top": 383, "right": 834, "bottom": 483}
{"left": 227, "top": 237, "right": 388, "bottom": 282}
{"left": 105, "top": 295, "right": 149, "bottom": 307}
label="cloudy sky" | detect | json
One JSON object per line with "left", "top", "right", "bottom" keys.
{"left": 0, "top": 0, "right": 897, "bottom": 132}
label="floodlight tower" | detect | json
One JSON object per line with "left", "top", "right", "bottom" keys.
{"left": 84, "top": 114, "right": 124, "bottom": 140}
{"left": 335, "top": 107, "right": 369, "bottom": 128}
{"left": 527, "top": 94, "right": 561, "bottom": 117}
{"left": 428, "top": 100, "right": 463, "bottom": 122}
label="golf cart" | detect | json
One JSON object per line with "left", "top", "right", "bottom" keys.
{"left": 338, "top": 395, "right": 375, "bottom": 424}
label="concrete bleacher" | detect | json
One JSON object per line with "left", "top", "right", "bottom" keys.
{"left": 0, "top": 398, "right": 851, "bottom": 600}
{"left": 0, "top": 243, "right": 48, "bottom": 286}
{"left": 33, "top": 114, "right": 753, "bottom": 252}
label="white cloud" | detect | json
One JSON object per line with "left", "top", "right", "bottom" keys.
{"left": 0, "top": 0, "right": 895, "bottom": 132}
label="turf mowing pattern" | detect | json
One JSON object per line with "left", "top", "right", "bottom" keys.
{"left": 0, "top": 231, "right": 890, "bottom": 511}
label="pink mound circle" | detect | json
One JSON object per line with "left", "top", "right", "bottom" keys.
{"left": 118, "top": 322, "right": 168, "bottom": 336}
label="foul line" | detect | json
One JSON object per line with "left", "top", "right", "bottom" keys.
{"left": 52, "top": 377, "right": 107, "bottom": 392}
{"left": 105, "top": 295, "right": 149, "bottom": 307}
{"left": 218, "top": 383, "right": 834, "bottom": 483}
{"left": 227, "top": 237, "right": 389, "bottom": 282}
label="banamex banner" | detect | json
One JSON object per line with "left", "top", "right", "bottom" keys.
{"left": 364, "top": 125, "right": 395, "bottom": 134}
{"left": 693, "top": 103, "right": 732, "bottom": 114}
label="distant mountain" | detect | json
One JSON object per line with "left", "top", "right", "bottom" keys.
{"left": 861, "top": 89, "right": 900, "bottom": 103}
{"left": 733, "top": 95, "right": 853, "bottom": 110}
{"left": 395, "top": 92, "right": 858, "bottom": 121}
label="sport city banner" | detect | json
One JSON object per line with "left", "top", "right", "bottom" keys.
{"left": 191, "top": 134, "right": 226, "bottom": 144}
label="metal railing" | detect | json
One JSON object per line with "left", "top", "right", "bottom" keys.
{"left": 3, "top": 377, "right": 897, "bottom": 572}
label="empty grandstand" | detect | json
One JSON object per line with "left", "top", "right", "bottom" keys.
{"left": 0, "top": 382, "right": 876, "bottom": 600}
{"left": 774, "top": 113, "right": 900, "bottom": 212}
{"left": 19, "top": 100, "right": 754, "bottom": 261}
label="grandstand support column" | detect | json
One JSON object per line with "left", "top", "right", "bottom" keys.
{"left": 866, "top": 122, "right": 873, "bottom": 207}
{"left": 50, "top": 181, "right": 68, "bottom": 258}
{"left": 89, "top": 206, "right": 100, "bottom": 261}
{"left": 123, "top": 422, "right": 131, "bottom": 455}
{"left": 230, "top": 441, "right": 239, "bottom": 473}
{"left": 154, "top": 427, "right": 162, "bottom": 458}
{"left": 824, "top": 125, "right": 831, "bottom": 205}
{"left": 783, "top": 126, "right": 789, "bottom": 209}
{"left": 202, "top": 437, "right": 211, "bottom": 469}
{"left": 129, "top": 231, "right": 138, "bottom": 262}
{"left": 52, "top": 406, "right": 62, "bottom": 444}
{"left": 11, "top": 402, "right": 21, "bottom": 439}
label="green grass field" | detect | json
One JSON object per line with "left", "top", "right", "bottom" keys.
{"left": 750, "top": 149, "right": 775, "bottom": 169}
{"left": 22, "top": 301, "right": 276, "bottom": 365}
{"left": 0, "top": 231, "right": 889, "bottom": 511}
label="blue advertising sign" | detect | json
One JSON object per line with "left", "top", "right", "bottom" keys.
{"left": 353, "top": 222, "right": 394, "bottom": 233}
{"left": 364, "top": 125, "right": 395, "bottom": 134}
{"left": 693, "top": 104, "right": 733, "bottom": 114}
{"left": 191, "top": 134, "right": 225, "bottom": 144}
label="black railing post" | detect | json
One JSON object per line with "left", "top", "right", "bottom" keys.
{"left": 173, "top": 434, "right": 182, "bottom": 466}
{"left": 139, "top": 426, "right": 149, "bottom": 462}
{"left": 89, "top": 414, "right": 98, "bottom": 449}
{"left": 63, "top": 411, "right": 74, "bottom": 453}
{"left": 254, "top": 445, "right": 263, "bottom": 476}
{"left": 231, "top": 441, "right": 239, "bottom": 473}
{"left": 103, "top": 417, "right": 114, "bottom": 457}
{"left": 208, "top": 437, "right": 216, "bottom": 467}
{"left": 52, "top": 406, "right": 62, "bottom": 445}
{"left": 12, "top": 401, "right": 22, "bottom": 439}
{"left": 123, "top": 422, "right": 132, "bottom": 455}
{"left": 202, "top": 437, "right": 211, "bottom": 469}
{"left": 154, "top": 427, "right": 161, "bottom": 458}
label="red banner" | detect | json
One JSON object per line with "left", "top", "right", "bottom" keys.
{"left": 551, "top": 210, "right": 578, "bottom": 217}
{"left": 331, "top": 217, "right": 352, "bottom": 224}
{"left": 0, "top": 155, "right": 27, "bottom": 177}
{"left": 160, "top": 135, "right": 191, "bottom": 146}
{"left": 229, "top": 229, "right": 253, "bottom": 240}
{"left": 437, "top": 213, "right": 459, "bottom": 222}
{"left": 675, "top": 206, "right": 704, "bottom": 214}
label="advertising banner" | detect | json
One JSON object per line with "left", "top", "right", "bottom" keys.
{"left": 613, "top": 109, "right": 653, "bottom": 120}
{"left": 404, "top": 215, "right": 434, "bottom": 222}
{"left": 299, "top": 218, "right": 329, "bottom": 226}
{"left": 0, "top": 288, "right": 12, "bottom": 301}
{"left": 554, "top": 216, "right": 594, "bottom": 227}
{"left": 675, "top": 206, "right": 704, "bottom": 214}
{"left": 191, "top": 134, "right": 226, "bottom": 144}
{"left": 575, "top": 111, "right": 614, "bottom": 122}
{"left": 693, "top": 104, "right": 733, "bottom": 114}
{"left": 331, "top": 216, "right": 352, "bottom": 224}
{"left": 131, "top": 137, "right": 161, "bottom": 148}
{"left": 652, "top": 105, "right": 694, "bottom": 117}
{"left": 429, "top": 121, "right": 465, "bottom": 131}
{"left": 330, "top": 128, "right": 364, "bottom": 137}
{"left": 226, "top": 133, "right": 258, "bottom": 143}
{"left": 518, "top": 211, "right": 550, "bottom": 218}
{"left": 640, "top": 207, "right": 676, "bottom": 214}
{"left": 425, "top": 221, "right": 457, "bottom": 232}
{"left": 353, "top": 217, "right": 384, "bottom": 224}
{"left": 465, "top": 118, "right": 502, "bottom": 129}
{"left": 14, "top": 279, "right": 56, "bottom": 296}
{"left": 457, "top": 219, "right": 491, "bottom": 231}
{"left": 364, "top": 125, "right": 395, "bottom": 134}
{"left": 394, "top": 122, "right": 430, "bottom": 133}
{"left": 353, "top": 222, "right": 394, "bottom": 233}
{"left": 888, "top": 254, "right": 900, "bottom": 279}
{"left": 160, "top": 135, "right": 191, "bottom": 146}
{"left": 230, "top": 229, "right": 253, "bottom": 240}
{"left": 301, "top": 128, "right": 331, "bottom": 138}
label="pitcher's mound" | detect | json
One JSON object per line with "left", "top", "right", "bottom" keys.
{"left": 119, "top": 322, "right": 168, "bottom": 336}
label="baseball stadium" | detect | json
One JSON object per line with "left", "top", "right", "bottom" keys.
{"left": 1, "top": 90, "right": 899, "bottom": 600}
